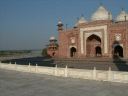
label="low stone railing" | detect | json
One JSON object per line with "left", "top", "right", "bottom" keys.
{"left": 0, "top": 62, "right": 128, "bottom": 83}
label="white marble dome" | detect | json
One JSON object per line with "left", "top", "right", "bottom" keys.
{"left": 116, "top": 10, "right": 128, "bottom": 22}
{"left": 50, "top": 36, "right": 56, "bottom": 40}
{"left": 91, "top": 5, "right": 112, "bottom": 21}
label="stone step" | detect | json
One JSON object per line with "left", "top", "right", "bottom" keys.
{"left": 54, "top": 58, "right": 128, "bottom": 71}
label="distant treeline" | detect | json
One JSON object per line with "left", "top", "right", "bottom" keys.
{"left": 0, "top": 50, "right": 32, "bottom": 56}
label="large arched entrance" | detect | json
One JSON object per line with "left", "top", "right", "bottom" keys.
{"left": 70, "top": 47, "right": 76, "bottom": 57}
{"left": 114, "top": 45, "right": 123, "bottom": 57}
{"left": 86, "top": 34, "right": 102, "bottom": 57}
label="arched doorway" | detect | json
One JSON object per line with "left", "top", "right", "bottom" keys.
{"left": 95, "top": 46, "right": 102, "bottom": 56}
{"left": 52, "top": 52, "right": 55, "bottom": 56}
{"left": 114, "top": 45, "right": 123, "bottom": 57}
{"left": 70, "top": 47, "right": 76, "bottom": 57}
{"left": 86, "top": 34, "right": 102, "bottom": 57}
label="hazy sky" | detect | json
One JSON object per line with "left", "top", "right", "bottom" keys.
{"left": 0, "top": 0, "right": 128, "bottom": 50}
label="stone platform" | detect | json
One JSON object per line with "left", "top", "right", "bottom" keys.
{"left": 0, "top": 69, "right": 128, "bottom": 96}
{"left": 54, "top": 57, "right": 128, "bottom": 71}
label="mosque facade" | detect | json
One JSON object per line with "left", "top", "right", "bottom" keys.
{"left": 48, "top": 5, "right": 128, "bottom": 58}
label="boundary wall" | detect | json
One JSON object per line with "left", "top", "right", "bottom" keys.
{"left": 0, "top": 62, "right": 128, "bottom": 83}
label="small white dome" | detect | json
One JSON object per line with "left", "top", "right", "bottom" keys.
{"left": 75, "top": 16, "right": 87, "bottom": 27}
{"left": 58, "top": 20, "right": 62, "bottom": 24}
{"left": 78, "top": 16, "right": 87, "bottom": 24}
{"left": 116, "top": 10, "right": 128, "bottom": 22}
{"left": 91, "top": 6, "right": 112, "bottom": 21}
{"left": 50, "top": 36, "right": 56, "bottom": 40}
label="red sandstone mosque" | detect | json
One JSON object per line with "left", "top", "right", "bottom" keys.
{"left": 47, "top": 5, "right": 128, "bottom": 59}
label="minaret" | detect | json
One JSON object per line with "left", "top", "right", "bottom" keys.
{"left": 108, "top": 12, "right": 112, "bottom": 21}
{"left": 57, "top": 18, "right": 63, "bottom": 31}
{"left": 74, "top": 17, "right": 79, "bottom": 28}
{"left": 125, "top": 15, "right": 127, "bottom": 22}
{"left": 47, "top": 36, "right": 58, "bottom": 57}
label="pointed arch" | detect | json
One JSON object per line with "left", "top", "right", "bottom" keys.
{"left": 86, "top": 34, "right": 102, "bottom": 57}
{"left": 70, "top": 47, "right": 77, "bottom": 57}
{"left": 114, "top": 45, "right": 123, "bottom": 57}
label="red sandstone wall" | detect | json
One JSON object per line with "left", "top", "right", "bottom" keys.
{"left": 57, "top": 21, "right": 128, "bottom": 58}
{"left": 108, "top": 22, "right": 128, "bottom": 58}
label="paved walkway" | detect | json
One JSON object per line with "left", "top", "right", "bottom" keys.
{"left": 0, "top": 69, "right": 128, "bottom": 96}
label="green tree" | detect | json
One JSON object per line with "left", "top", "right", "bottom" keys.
{"left": 42, "top": 48, "right": 48, "bottom": 56}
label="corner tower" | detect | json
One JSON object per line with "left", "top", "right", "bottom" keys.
{"left": 57, "top": 18, "right": 63, "bottom": 31}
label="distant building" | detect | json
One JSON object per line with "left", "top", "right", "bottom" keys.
{"left": 49, "top": 5, "right": 128, "bottom": 58}
{"left": 47, "top": 36, "right": 58, "bottom": 57}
